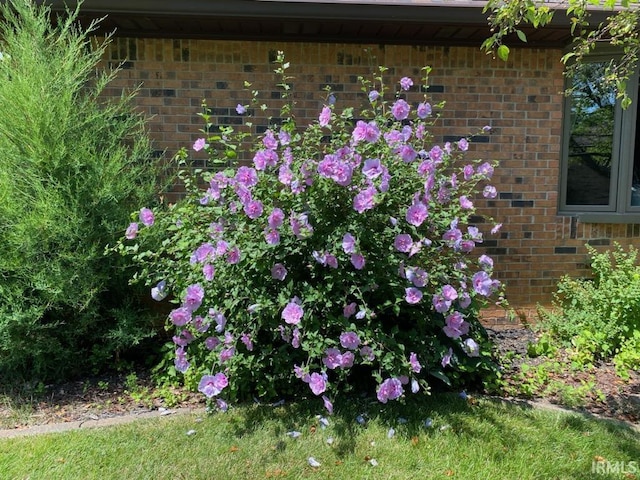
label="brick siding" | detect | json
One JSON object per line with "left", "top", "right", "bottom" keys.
{"left": 100, "top": 38, "right": 640, "bottom": 325}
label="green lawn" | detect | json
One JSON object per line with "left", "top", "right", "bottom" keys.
{"left": 1, "top": 394, "right": 638, "bottom": 480}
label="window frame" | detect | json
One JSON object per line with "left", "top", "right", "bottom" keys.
{"left": 559, "top": 52, "right": 640, "bottom": 221}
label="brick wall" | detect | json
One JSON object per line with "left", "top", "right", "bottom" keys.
{"left": 101, "top": 38, "right": 640, "bottom": 325}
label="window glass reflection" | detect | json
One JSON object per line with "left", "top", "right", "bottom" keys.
{"left": 566, "top": 62, "right": 615, "bottom": 206}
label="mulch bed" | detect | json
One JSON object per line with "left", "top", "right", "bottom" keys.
{"left": 488, "top": 328, "right": 640, "bottom": 424}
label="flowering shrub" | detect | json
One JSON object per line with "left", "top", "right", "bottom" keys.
{"left": 119, "top": 53, "right": 504, "bottom": 411}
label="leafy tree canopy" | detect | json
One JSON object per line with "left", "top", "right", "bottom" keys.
{"left": 482, "top": 0, "right": 639, "bottom": 108}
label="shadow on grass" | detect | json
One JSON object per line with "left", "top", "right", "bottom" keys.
{"left": 229, "top": 391, "right": 640, "bottom": 464}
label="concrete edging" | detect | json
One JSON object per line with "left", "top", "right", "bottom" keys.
{"left": 0, "top": 407, "right": 206, "bottom": 439}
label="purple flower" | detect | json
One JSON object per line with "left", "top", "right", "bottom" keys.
{"left": 479, "top": 255, "right": 494, "bottom": 270}
{"left": 268, "top": 208, "right": 285, "bottom": 228}
{"left": 198, "top": 373, "right": 228, "bottom": 398}
{"left": 173, "top": 329, "right": 194, "bottom": 347}
{"left": 175, "top": 347, "right": 189, "bottom": 373}
{"left": 397, "top": 144, "right": 417, "bottom": 163}
{"left": 205, "top": 336, "right": 220, "bottom": 350}
{"left": 235, "top": 166, "right": 258, "bottom": 187}
{"left": 458, "top": 138, "right": 469, "bottom": 152}
{"left": 353, "top": 186, "right": 376, "bottom": 213}
{"left": 460, "top": 196, "right": 474, "bottom": 210}
{"left": 170, "top": 307, "right": 192, "bottom": 326}
{"left": 139, "top": 208, "right": 154, "bottom": 227}
{"left": 263, "top": 130, "right": 278, "bottom": 150}
{"left": 220, "top": 347, "right": 235, "bottom": 362}
{"left": 350, "top": 253, "right": 366, "bottom": 270}
{"left": 468, "top": 226, "right": 483, "bottom": 241}
{"left": 409, "top": 352, "right": 422, "bottom": 373}
{"left": 442, "top": 285, "right": 458, "bottom": 302}
{"left": 458, "top": 292, "right": 472, "bottom": 309}
{"left": 429, "top": 145, "right": 444, "bottom": 163}
{"left": 340, "top": 332, "right": 361, "bottom": 350}
{"left": 491, "top": 223, "right": 503, "bottom": 235}
{"left": 432, "top": 294, "right": 452, "bottom": 314}
{"left": 340, "top": 351, "right": 355, "bottom": 368}
{"left": 322, "top": 395, "right": 333, "bottom": 414}
{"left": 151, "top": 280, "right": 167, "bottom": 301}
{"left": 325, "top": 254, "right": 338, "bottom": 268}
{"left": 201, "top": 263, "right": 214, "bottom": 281}
{"left": 244, "top": 199, "right": 263, "bottom": 219}
{"left": 308, "top": 372, "right": 327, "bottom": 395}
{"left": 323, "top": 348, "right": 342, "bottom": 369}
{"left": 212, "top": 311, "right": 226, "bottom": 333}
{"left": 406, "top": 202, "right": 428, "bottom": 227}
{"left": 477, "top": 162, "right": 494, "bottom": 179}
{"left": 264, "top": 229, "right": 280, "bottom": 245}
{"left": 241, "top": 333, "right": 254, "bottom": 351}
{"left": 400, "top": 76, "right": 413, "bottom": 91}
{"left": 193, "top": 138, "right": 207, "bottom": 152}
{"left": 360, "top": 346, "right": 375, "bottom": 361}
{"left": 343, "top": 302, "right": 357, "bottom": 318}
{"left": 463, "top": 338, "right": 480, "bottom": 357}
{"left": 235, "top": 183, "right": 252, "bottom": 204}
{"left": 184, "top": 284, "right": 205, "bottom": 312}
{"left": 194, "top": 316, "right": 210, "bottom": 333}
{"left": 226, "top": 246, "right": 241, "bottom": 264}
{"left": 394, "top": 234, "right": 413, "bottom": 253}
{"left": 443, "top": 311, "right": 469, "bottom": 339}
{"left": 253, "top": 149, "right": 278, "bottom": 170}
{"left": 282, "top": 301, "right": 304, "bottom": 325}
{"left": 292, "top": 328, "right": 301, "bottom": 348}
{"left": 472, "top": 271, "right": 494, "bottom": 296}
{"left": 352, "top": 120, "right": 381, "bottom": 144}
{"left": 391, "top": 99, "right": 410, "bottom": 121}
{"left": 385, "top": 130, "right": 403, "bottom": 146}
{"left": 368, "top": 90, "right": 380, "bottom": 102}
{"left": 417, "top": 102, "right": 432, "bottom": 119}
{"left": 294, "top": 364, "right": 307, "bottom": 381}
{"left": 441, "top": 348, "right": 453, "bottom": 368}
{"left": 406, "top": 267, "right": 428, "bottom": 287}
{"left": 312, "top": 250, "right": 326, "bottom": 266}
{"left": 217, "top": 399, "right": 228, "bottom": 412}
{"left": 278, "top": 165, "right": 293, "bottom": 185}
{"left": 236, "top": 103, "right": 246, "bottom": 114}
{"left": 271, "top": 263, "right": 287, "bottom": 281}
{"left": 191, "top": 243, "right": 215, "bottom": 264}
{"left": 290, "top": 212, "right": 314, "bottom": 239}
{"left": 377, "top": 378, "right": 404, "bottom": 403}
{"left": 443, "top": 227, "right": 462, "bottom": 247}
{"left": 319, "top": 106, "right": 331, "bottom": 127}
{"left": 405, "top": 287, "right": 423, "bottom": 304}
{"left": 463, "top": 164, "right": 474, "bottom": 180}
{"left": 342, "top": 233, "right": 356, "bottom": 253}
{"left": 125, "top": 222, "right": 138, "bottom": 240}
{"left": 483, "top": 185, "right": 497, "bottom": 198}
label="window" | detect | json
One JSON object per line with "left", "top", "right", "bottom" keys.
{"left": 560, "top": 55, "right": 640, "bottom": 219}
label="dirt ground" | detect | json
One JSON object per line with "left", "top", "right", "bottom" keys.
{"left": 488, "top": 328, "right": 640, "bottom": 424}
{"left": 1, "top": 329, "right": 638, "bottom": 431}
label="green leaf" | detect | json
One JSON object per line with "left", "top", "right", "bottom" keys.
{"left": 429, "top": 369, "right": 451, "bottom": 386}
{"left": 497, "top": 44, "right": 510, "bottom": 62}
{"left": 516, "top": 30, "right": 527, "bottom": 43}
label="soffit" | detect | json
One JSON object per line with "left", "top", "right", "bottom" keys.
{"left": 34, "top": 0, "right": 583, "bottom": 46}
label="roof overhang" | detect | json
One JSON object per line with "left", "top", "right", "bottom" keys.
{"left": 28, "top": 0, "right": 612, "bottom": 47}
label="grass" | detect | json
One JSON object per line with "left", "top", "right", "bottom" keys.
{"left": 1, "top": 393, "right": 638, "bottom": 479}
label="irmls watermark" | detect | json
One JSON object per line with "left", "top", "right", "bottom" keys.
{"left": 592, "top": 459, "right": 638, "bottom": 475}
